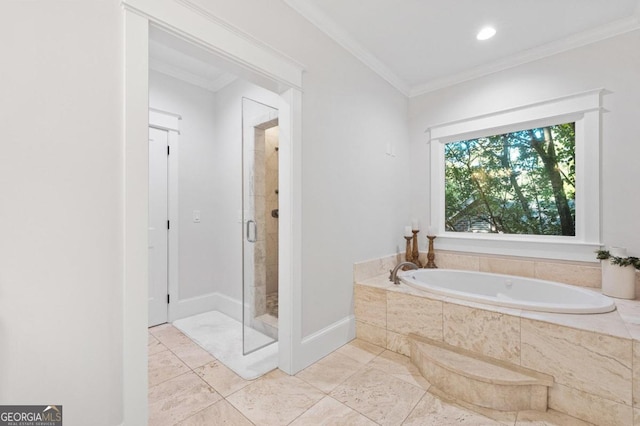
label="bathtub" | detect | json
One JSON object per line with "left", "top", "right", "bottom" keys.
{"left": 399, "top": 269, "right": 615, "bottom": 314}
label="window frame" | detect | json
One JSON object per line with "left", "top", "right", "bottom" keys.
{"left": 428, "top": 89, "right": 603, "bottom": 262}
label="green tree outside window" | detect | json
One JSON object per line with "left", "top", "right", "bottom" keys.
{"left": 445, "top": 123, "right": 575, "bottom": 236}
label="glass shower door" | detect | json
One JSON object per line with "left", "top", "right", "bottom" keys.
{"left": 242, "top": 97, "right": 279, "bottom": 355}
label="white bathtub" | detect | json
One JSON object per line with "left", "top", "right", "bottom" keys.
{"left": 399, "top": 269, "right": 615, "bottom": 314}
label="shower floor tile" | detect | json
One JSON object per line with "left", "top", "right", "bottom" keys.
{"left": 266, "top": 292, "right": 278, "bottom": 317}
{"left": 173, "top": 311, "right": 277, "bottom": 380}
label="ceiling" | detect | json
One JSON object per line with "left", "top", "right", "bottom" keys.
{"left": 284, "top": 0, "right": 640, "bottom": 97}
{"left": 149, "top": 26, "right": 237, "bottom": 93}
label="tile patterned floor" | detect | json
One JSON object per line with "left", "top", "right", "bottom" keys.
{"left": 148, "top": 324, "right": 593, "bottom": 425}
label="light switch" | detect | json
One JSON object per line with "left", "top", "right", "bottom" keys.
{"left": 386, "top": 143, "right": 397, "bottom": 157}
{"left": 193, "top": 210, "right": 201, "bottom": 223}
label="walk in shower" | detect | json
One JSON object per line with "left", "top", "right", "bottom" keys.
{"left": 242, "top": 97, "right": 279, "bottom": 355}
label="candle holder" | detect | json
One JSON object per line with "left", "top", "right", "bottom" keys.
{"left": 412, "top": 230, "right": 423, "bottom": 268}
{"left": 425, "top": 235, "right": 438, "bottom": 269}
{"left": 404, "top": 236, "right": 414, "bottom": 269}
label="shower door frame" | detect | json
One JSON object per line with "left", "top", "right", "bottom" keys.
{"left": 242, "top": 102, "right": 280, "bottom": 355}
{"left": 122, "top": 1, "right": 304, "bottom": 423}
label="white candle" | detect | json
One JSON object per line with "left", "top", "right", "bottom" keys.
{"left": 404, "top": 226, "right": 413, "bottom": 237}
{"left": 411, "top": 219, "right": 420, "bottom": 231}
{"left": 427, "top": 226, "right": 434, "bottom": 236}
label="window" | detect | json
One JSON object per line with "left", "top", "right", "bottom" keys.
{"left": 445, "top": 123, "right": 575, "bottom": 236}
{"left": 428, "top": 90, "right": 602, "bottom": 261}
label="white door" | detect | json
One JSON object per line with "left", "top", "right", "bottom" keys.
{"left": 149, "top": 127, "right": 169, "bottom": 326}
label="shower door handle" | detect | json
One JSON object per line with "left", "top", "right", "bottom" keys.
{"left": 246, "top": 219, "right": 257, "bottom": 243}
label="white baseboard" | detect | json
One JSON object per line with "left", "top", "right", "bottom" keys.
{"left": 170, "top": 292, "right": 242, "bottom": 322}
{"left": 293, "top": 315, "right": 356, "bottom": 372}
{"left": 213, "top": 292, "right": 243, "bottom": 322}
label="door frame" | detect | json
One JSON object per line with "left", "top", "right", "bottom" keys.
{"left": 122, "top": 1, "right": 304, "bottom": 424}
{"left": 149, "top": 108, "right": 181, "bottom": 324}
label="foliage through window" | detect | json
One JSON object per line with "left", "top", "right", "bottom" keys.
{"left": 444, "top": 123, "right": 575, "bottom": 236}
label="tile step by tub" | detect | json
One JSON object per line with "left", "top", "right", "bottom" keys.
{"left": 409, "top": 334, "right": 554, "bottom": 412}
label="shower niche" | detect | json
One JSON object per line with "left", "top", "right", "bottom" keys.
{"left": 242, "top": 97, "right": 279, "bottom": 355}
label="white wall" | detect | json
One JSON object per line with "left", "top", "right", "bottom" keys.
{"left": 0, "top": 0, "right": 415, "bottom": 421}
{"left": 409, "top": 30, "right": 640, "bottom": 257}
{"left": 188, "top": 0, "right": 411, "bottom": 337}
{"left": 0, "top": 2, "right": 124, "bottom": 425}
{"left": 149, "top": 71, "right": 225, "bottom": 306}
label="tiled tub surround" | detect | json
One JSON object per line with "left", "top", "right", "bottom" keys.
{"left": 354, "top": 251, "right": 640, "bottom": 291}
{"left": 410, "top": 334, "right": 554, "bottom": 412}
{"left": 354, "top": 252, "right": 640, "bottom": 425}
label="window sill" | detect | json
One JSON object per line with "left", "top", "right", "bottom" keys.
{"left": 433, "top": 233, "right": 601, "bottom": 262}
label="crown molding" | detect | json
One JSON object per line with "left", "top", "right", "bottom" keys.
{"left": 149, "top": 57, "right": 237, "bottom": 92}
{"left": 208, "top": 73, "right": 239, "bottom": 92}
{"left": 283, "top": 0, "right": 640, "bottom": 99}
{"left": 283, "top": 0, "right": 410, "bottom": 96}
{"left": 409, "top": 13, "right": 640, "bottom": 97}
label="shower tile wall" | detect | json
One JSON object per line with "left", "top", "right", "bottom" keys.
{"left": 253, "top": 125, "right": 278, "bottom": 321}
{"left": 253, "top": 130, "right": 267, "bottom": 318}
{"left": 265, "top": 126, "right": 279, "bottom": 300}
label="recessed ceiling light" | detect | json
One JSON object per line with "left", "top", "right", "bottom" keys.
{"left": 477, "top": 26, "right": 496, "bottom": 41}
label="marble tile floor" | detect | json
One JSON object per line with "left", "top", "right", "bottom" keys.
{"left": 148, "top": 324, "right": 592, "bottom": 425}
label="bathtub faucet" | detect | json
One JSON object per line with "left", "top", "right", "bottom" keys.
{"left": 389, "top": 262, "right": 419, "bottom": 285}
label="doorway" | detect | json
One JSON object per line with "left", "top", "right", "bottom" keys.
{"left": 146, "top": 28, "right": 284, "bottom": 378}
{"left": 123, "top": 4, "right": 304, "bottom": 420}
